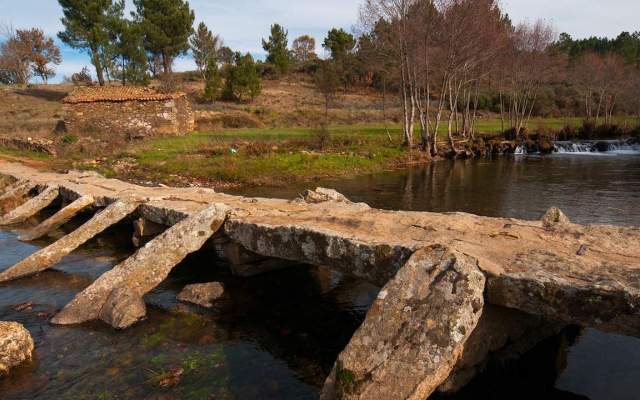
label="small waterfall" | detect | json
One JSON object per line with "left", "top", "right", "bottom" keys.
{"left": 554, "top": 140, "right": 640, "bottom": 154}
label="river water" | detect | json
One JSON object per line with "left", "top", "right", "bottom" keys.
{"left": 1, "top": 153, "right": 639, "bottom": 399}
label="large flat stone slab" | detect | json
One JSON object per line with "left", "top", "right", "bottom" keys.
{"left": 0, "top": 180, "right": 35, "bottom": 215}
{"left": 52, "top": 203, "right": 230, "bottom": 327}
{"left": 20, "top": 195, "right": 95, "bottom": 241}
{"left": 321, "top": 245, "right": 486, "bottom": 400}
{"left": 0, "top": 200, "right": 139, "bottom": 283}
{"left": 0, "top": 186, "right": 59, "bottom": 225}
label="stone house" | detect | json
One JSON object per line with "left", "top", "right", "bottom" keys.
{"left": 62, "top": 86, "right": 195, "bottom": 139}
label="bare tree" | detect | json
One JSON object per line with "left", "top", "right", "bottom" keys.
{"left": 292, "top": 35, "right": 317, "bottom": 63}
{"left": 361, "top": 0, "right": 419, "bottom": 147}
{"left": 360, "top": 0, "right": 510, "bottom": 154}
{"left": 501, "top": 20, "right": 561, "bottom": 139}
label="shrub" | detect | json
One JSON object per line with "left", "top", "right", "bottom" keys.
{"left": 578, "top": 121, "right": 596, "bottom": 138}
{"left": 222, "top": 52, "right": 261, "bottom": 102}
{"left": 256, "top": 61, "right": 279, "bottom": 79}
{"left": 71, "top": 67, "right": 93, "bottom": 86}
{"left": 502, "top": 127, "right": 527, "bottom": 140}
{"left": 61, "top": 134, "right": 78, "bottom": 144}
{"left": 557, "top": 124, "right": 578, "bottom": 141}
{"left": 203, "top": 58, "right": 223, "bottom": 102}
{"left": 196, "top": 112, "right": 262, "bottom": 131}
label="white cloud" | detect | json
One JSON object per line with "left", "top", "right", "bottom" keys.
{"left": 502, "top": 0, "right": 640, "bottom": 38}
{"left": 1, "top": 0, "right": 638, "bottom": 83}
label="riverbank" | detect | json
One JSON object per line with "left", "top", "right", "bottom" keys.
{"left": 1, "top": 119, "right": 639, "bottom": 189}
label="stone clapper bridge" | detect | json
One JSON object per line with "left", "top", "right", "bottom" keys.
{"left": 0, "top": 161, "right": 638, "bottom": 399}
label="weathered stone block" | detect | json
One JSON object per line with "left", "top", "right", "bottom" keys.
{"left": 0, "top": 321, "right": 34, "bottom": 376}
{"left": 322, "top": 245, "right": 486, "bottom": 400}
{"left": 177, "top": 282, "right": 225, "bottom": 308}
{"left": 99, "top": 287, "right": 147, "bottom": 330}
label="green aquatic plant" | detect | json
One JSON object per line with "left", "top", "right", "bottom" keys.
{"left": 141, "top": 332, "right": 166, "bottom": 348}
{"left": 150, "top": 353, "right": 168, "bottom": 366}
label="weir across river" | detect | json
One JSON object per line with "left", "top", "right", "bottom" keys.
{"left": 0, "top": 161, "right": 638, "bottom": 399}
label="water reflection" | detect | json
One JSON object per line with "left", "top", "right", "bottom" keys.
{"left": 231, "top": 155, "right": 640, "bottom": 226}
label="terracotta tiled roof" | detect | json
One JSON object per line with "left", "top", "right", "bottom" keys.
{"left": 63, "top": 86, "right": 186, "bottom": 104}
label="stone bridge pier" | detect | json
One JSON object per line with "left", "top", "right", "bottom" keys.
{"left": 0, "top": 162, "right": 639, "bottom": 399}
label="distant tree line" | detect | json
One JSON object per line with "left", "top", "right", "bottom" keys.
{"left": 348, "top": 0, "right": 640, "bottom": 152}
{"left": 1, "top": 0, "right": 638, "bottom": 128}
{"left": 56, "top": 0, "right": 195, "bottom": 86}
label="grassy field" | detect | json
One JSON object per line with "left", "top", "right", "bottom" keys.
{"left": 3, "top": 115, "right": 635, "bottom": 187}
{"left": 109, "top": 117, "right": 609, "bottom": 187}
{"left": 113, "top": 126, "right": 414, "bottom": 186}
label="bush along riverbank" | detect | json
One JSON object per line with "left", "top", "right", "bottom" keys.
{"left": 447, "top": 122, "right": 640, "bottom": 159}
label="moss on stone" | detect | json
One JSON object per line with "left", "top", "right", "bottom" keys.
{"left": 335, "top": 361, "right": 357, "bottom": 395}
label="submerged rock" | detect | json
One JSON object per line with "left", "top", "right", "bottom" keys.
{"left": 0, "top": 321, "right": 34, "bottom": 376}
{"left": 177, "top": 282, "right": 225, "bottom": 308}
{"left": 99, "top": 287, "right": 147, "bottom": 330}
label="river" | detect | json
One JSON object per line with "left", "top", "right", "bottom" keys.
{"left": 1, "top": 152, "right": 639, "bottom": 399}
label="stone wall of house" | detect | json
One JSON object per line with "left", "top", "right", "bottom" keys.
{"left": 63, "top": 96, "right": 195, "bottom": 139}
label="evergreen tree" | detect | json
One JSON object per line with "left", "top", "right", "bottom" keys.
{"left": 323, "top": 28, "right": 358, "bottom": 90}
{"left": 323, "top": 28, "right": 355, "bottom": 60}
{"left": 190, "top": 22, "right": 222, "bottom": 79}
{"left": 108, "top": 19, "right": 149, "bottom": 85}
{"left": 223, "top": 52, "right": 261, "bottom": 102}
{"left": 58, "top": 0, "right": 125, "bottom": 86}
{"left": 133, "top": 0, "right": 195, "bottom": 75}
{"left": 261, "top": 23, "right": 290, "bottom": 73}
{"left": 203, "top": 57, "right": 223, "bottom": 102}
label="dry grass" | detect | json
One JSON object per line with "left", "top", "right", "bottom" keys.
{"left": 184, "top": 73, "right": 401, "bottom": 128}
{"left": 0, "top": 85, "right": 71, "bottom": 138}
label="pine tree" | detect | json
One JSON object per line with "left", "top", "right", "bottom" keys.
{"left": 223, "top": 52, "right": 261, "bottom": 102}
{"left": 58, "top": 0, "right": 125, "bottom": 86}
{"left": 323, "top": 28, "right": 355, "bottom": 60}
{"left": 190, "top": 22, "right": 222, "bottom": 79}
{"left": 261, "top": 23, "right": 290, "bottom": 74}
{"left": 108, "top": 19, "right": 149, "bottom": 85}
{"left": 203, "top": 58, "right": 222, "bottom": 102}
{"left": 133, "top": 0, "right": 195, "bottom": 75}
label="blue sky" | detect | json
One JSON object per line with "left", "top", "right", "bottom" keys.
{"left": 1, "top": 0, "right": 639, "bottom": 82}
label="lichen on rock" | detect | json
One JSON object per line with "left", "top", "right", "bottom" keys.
{"left": 177, "top": 282, "right": 225, "bottom": 308}
{"left": 0, "top": 321, "right": 34, "bottom": 376}
{"left": 321, "top": 245, "right": 486, "bottom": 400}
{"left": 99, "top": 287, "right": 147, "bottom": 330}
{"left": 541, "top": 207, "right": 571, "bottom": 229}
